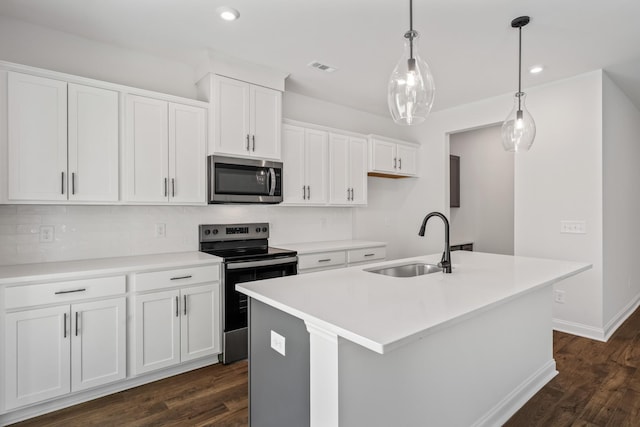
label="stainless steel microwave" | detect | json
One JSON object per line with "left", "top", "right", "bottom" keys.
{"left": 208, "top": 155, "right": 283, "bottom": 204}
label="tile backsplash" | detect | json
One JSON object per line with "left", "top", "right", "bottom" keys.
{"left": 0, "top": 205, "right": 353, "bottom": 265}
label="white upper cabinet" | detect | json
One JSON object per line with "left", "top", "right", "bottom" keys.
{"left": 213, "top": 75, "right": 281, "bottom": 160}
{"left": 8, "top": 72, "right": 68, "bottom": 201}
{"left": 68, "top": 83, "right": 119, "bottom": 202}
{"left": 169, "top": 103, "right": 207, "bottom": 204}
{"left": 7, "top": 72, "right": 120, "bottom": 202}
{"left": 282, "top": 124, "right": 328, "bottom": 205}
{"left": 124, "top": 94, "right": 206, "bottom": 204}
{"left": 368, "top": 135, "right": 419, "bottom": 177}
{"left": 329, "top": 133, "right": 367, "bottom": 205}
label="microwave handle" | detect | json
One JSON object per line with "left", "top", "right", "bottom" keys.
{"left": 268, "top": 168, "right": 276, "bottom": 196}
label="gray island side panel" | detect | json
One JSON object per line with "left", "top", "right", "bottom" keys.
{"left": 249, "top": 298, "right": 310, "bottom": 427}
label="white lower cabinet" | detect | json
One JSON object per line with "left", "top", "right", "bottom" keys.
{"left": 4, "top": 296, "right": 126, "bottom": 410}
{"left": 132, "top": 283, "right": 220, "bottom": 376}
{"left": 294, "top": 244, "right": 387, "bottom": 274}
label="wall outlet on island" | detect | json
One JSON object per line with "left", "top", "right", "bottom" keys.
{"left": 270, "top": 330, "right": 286, "bottom": 356}
{"left": 554, "top": 290, "right": 566, "bottom": 304}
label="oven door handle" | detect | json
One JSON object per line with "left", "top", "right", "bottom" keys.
{"left": 268, "top": 168, "right": 276, "bottom": 196}
{"left": 226, "top": 256, "right": 298, "bottom": 270}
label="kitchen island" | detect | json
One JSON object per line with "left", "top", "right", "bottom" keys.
{"left": 237, "top": 251, "right": 590, "bottom": 427}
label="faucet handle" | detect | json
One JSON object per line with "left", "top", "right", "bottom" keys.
{"left": 438, "top": 251, "right": 451, "bottom": 270}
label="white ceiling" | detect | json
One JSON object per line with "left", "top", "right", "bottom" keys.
{"left": 1, "top": 0, "right": 640, "bottom": 117}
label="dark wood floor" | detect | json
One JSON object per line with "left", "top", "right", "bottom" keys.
{"left": 11, "top": 307, "right": 640, "bottom": 426}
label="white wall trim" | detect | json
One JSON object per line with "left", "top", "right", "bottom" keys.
{"left": 604, "top": 291, "right": 640, "bottom": 340}
{"left": 0, "top": 60, "right": 209, "bottom": 108}
{"left": 553, "top": 318, "right": 606, "bottom": 342}
{"left": 472, "top": 359, "right": 558, "bottom": 427}
{"left": 305, "top": 322, "right": 339, "bottom": 427}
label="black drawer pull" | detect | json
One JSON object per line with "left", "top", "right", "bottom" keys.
{"left": 318, "top": 259, "right": 331, "bottom": 263}
{"left": 55, "top": 288, "right": 86, "bottom": 295}
{"left": 170, "top": 275, "right": 192, "bottom": 281}
{"left": 364, "top": 253, "right": 376, "bottom": 257}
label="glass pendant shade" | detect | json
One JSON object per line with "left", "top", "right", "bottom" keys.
{"left": 501, "top": 92, "right": 536, "bottom": 152}
{"left": 387, "top": 33, "right": 435, "bottom": 125}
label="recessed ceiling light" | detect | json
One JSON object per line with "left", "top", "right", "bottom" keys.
{"left": 529, "top": 65, "right": 544, "bottom": 74}
{"left": 217, "top": 6, "right": 240, "bottom": 21}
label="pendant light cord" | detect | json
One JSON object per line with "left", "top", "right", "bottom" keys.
{"left": 409, "top": 0, "right": 414, "bottom": 59}
{"left": 518, "top": 25, "right": 522, "bottom": 111}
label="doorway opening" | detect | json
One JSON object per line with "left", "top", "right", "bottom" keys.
{"left": 448, "top": 124, "right": 515, "bottom": 255}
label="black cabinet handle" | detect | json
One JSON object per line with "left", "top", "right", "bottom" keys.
{"left": 71, "top": 172, "right": 76, "bottom": 195}
{"left": 175, "top": 296, "right": 179, "bottom": 317}
{"left": 318, "top": 258, "right": 331, "bottom": 263}
{"left": 172, "top": 178, "right": 175, "bottom": 197}
{"left": 246, "top": 134, "right": 250, "bottom": 151}
{"left": 75, "top": 311, "right": 79, "bottom": 336}
{"left": 55, "top": 288, "right": 86, "bottom": 295}
{"left": 393, "top": 158, "right": 397, "bottom": 169}
{"left": 307, "top": 186, "right": 311, "bottom": 200}
{"left": 184, "top": 295, "right": 187, "bottom": 316}
{"left": 170, "top": 275, "right": 192, "bottom": 281}
{"left": 303, "top": 186, "right": 306, "bottom": 200}
{"left": 364, "top": 253, "right": 375, "bottom": 257}
{"left": 63, "top": 312, "right": 67, "bottom": 338}
{"left": 61, "top": 172, "right": 65, "bottom": 194}
{"left": 399, "top": 158, "right": 402, "bottom": 170}
{"left": 252, "top": 135, "right": 256, "bottom": 152}
{"left": 164, "top": 178, "right": 168, "bottom": 197}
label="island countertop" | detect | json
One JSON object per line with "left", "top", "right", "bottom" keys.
{"left": 236, "top": 251, "right": 591, "bottom": 354}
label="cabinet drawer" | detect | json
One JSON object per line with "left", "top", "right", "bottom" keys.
{"left": 348, "top": 247, "right": 386, "bottom": 264}
{"left": 133, "top": 264, "right": 220, "bottom": 293}
{"left": 5, "top": 276, "right": 126, "bottom": 310}
{"left": 298, "top": 251, "right": 346, "bottom": 271}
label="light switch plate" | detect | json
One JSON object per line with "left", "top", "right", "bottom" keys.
{"left": 39, "top": 225, "right": 54, "bottom": 243}
{"left": 560, "top": 221, "right": 586, "bottom": 234}
{"left": 270, "top": 330, "right": 286, "bottom": 356}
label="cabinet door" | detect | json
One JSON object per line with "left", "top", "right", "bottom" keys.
{"left": 304, "top": 129, "right": 328, "bottom": 204}
{"left": 124, "top": 95, "right": 169, "bottom": 202}
{"left": 328, "top": 133, "right": 350, "bottom": 205}
{"left": 250, "top": 85, "right": 281, "bottom": 160}
{"left": 349, "top": 137, "right": 368, "bottom": 205}
{"left": 281, "top": 125, "right": 306, "bottom": 204}
{"left": 71, "top": 298, "right": 126, "bottom": 392}
{"left": 5, "top": 306, "right": 71, "bottom": 410}
{"left": 133, "top": 289, "right": 180, "bottom": 375}
{"left": 168, "top": 103, "right": 207, "bottom": 204}
{"left": 369, "top": 138, "right": 397, "bottom": 174}
{"left": 68, "top": 84, "right": 119, "bottom": 202}
{"left": 214, "top": 76, "right": 250, "bottom": 157}
{"left": 8, "top": 72, "right": 67, "bottom": 201}
{"left": 180, "top": 284, "right": 220, "bottom": 362}
{"left": 396, "top": 144, "right": 418, "bottom": 176}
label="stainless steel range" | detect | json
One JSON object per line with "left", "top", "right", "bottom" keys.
{"left": 199, "top": 223, "right": 297, "bottom": 364}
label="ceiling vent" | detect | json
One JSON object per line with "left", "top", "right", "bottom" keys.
{"left": 308, "top": 61, "right": 337, "bottom": 73}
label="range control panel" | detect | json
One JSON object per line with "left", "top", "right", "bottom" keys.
{"left": 199, "top": 223, "right": 269, "bottom": 242}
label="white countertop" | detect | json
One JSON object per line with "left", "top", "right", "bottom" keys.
{"left": 237, "top": 251, "right": 591, "bottom": 354}
{"left": 275, "top": 240, "right": 386, "bottom": 254}
{"left": 0, "top": 251, "right": 222, "bottom": 285}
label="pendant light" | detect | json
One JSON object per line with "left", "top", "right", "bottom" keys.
{"left": 501, "top": 16, "right": 536, "bottom": 152}
{"left": 387, "top": 0, "right": 435, "bottom": 126}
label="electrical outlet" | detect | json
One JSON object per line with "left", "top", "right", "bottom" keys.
{"left": 39, "top": 225, "right": 54, "bottom": 243}
{"left": 560, "top": 221, "right": 586, "bottom": 234}
{"left": 270, "top": 330, "right": 286, "bottom": 356}
{"left": 554, "top": 290, "right": 566, "bottom": 304}
{"left": 155, "top": 223, "right": 166, "bottom": 238}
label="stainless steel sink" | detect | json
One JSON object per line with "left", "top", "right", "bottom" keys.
{"left": 364, "top": 262, "right": 443, "bottom": 278}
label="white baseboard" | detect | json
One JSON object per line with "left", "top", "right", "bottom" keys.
{"left": 603, "top": 292, "right": 640, "bottom": 340}
{"left": 0, "top": 356, "right": 219, "bottom": 426}
{"left": 472, "top": 359, "right": 558, "bottom": 427}
{"left": 552, "top": 291, "right": 640, "bottom": 342}
{"left": 553, "top": 318, "right": 606, "bottom": 342}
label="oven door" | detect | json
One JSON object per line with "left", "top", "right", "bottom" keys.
{"left": 208, "top": 155, "right": 282, "bottom": 204}
{"left": 222, "top": 256, "right": 297, "bottom": 364}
